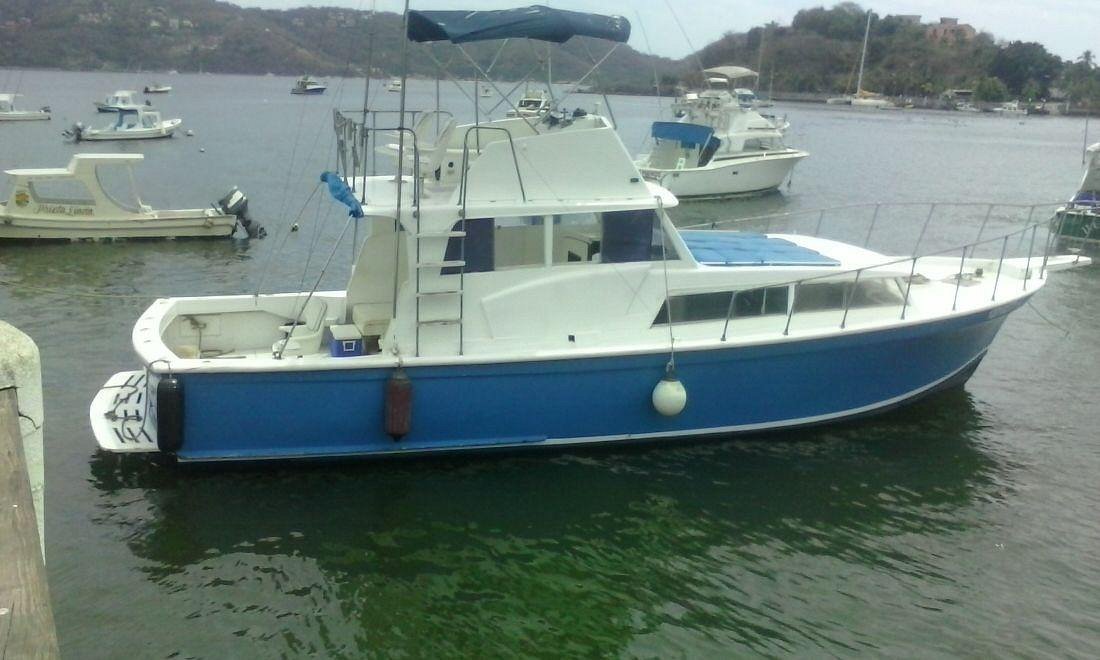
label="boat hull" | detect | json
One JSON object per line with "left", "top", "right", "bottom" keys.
{"left": 90, "top": 301, "right": 1023, "bottom": 461}
{"left": 639, "top": 150, "right": 806, "bottom": 198}
{"left": 291, "top": 88, "right": 326, "bottom": 95}
{"left": 0, "top": 210, "right": 237, "bottom": 240}
{"left": 0, "top": 112, "right": 50, "bottom": 121}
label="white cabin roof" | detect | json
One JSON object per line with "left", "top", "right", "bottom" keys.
{"left": 5, "top": 153, "right": 144, "bottom": 177}
{"left": 704, "top": 66, "right": 758, "bottom": 81}
{"left": 0, "top": 93, "right": 21, "bottom": 102}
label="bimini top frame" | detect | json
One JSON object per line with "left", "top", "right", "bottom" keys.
{"left": 403, "top": 5, "right": 631, "bottom": 125}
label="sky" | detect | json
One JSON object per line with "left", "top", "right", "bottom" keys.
{"left": 235, "top": 0, "right": 1098, "bottom": 62}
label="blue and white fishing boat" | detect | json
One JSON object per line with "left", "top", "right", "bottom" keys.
{"left": 291, "top": 75, "right": 327, "bottom": 95}
{"left": 94, "top": 90, "right": 143, "bottom": 113}
{"left": 89, "top": 5, "right": 1089, "bottom": 462}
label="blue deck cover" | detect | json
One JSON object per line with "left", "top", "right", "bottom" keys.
{"left": 679, "top": 231, "right": 840, "bottom": 266}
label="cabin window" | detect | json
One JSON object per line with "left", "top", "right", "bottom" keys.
{"left": 442, "top": 215, "right": 544, "bottom": 274}
{"left": 602, "top": 209, "right": 676, "bottom": 263}
{"left": 653, "top": 286, "right": 789, "bottom": 325}
{"left": 550, "top": 212, "right": 600, "bottom": 263}
{"left": 27, "top": 180, "right": 94, "bottom": 205}
{"left": 792, "top": 279, "right": 904, "bottom": 313}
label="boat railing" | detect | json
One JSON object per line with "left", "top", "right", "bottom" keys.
{"left": 334, "top": 108, "right": 427, "bottom": 196}
{"left": 681, "top": 201, "right": 1085, "bottom": 342}
{"left": 457, "top": 125, "right": 527, "bottom": 215}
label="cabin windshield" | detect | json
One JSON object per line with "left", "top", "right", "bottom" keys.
{"left": 94, "top": 165, "right": 142, "bottom": 212}
{"left": 442, "top": 209, "right": 676, "bottom": 273}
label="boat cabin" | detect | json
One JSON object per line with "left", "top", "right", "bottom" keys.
{"left": 1, "top": 154, "right": 152, "bottom": 219}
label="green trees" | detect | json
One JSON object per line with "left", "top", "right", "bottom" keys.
{"left": 973, "top": 77, "right": 1009, "bottom": 103}
{"left": 1060, "top": 51, "right": 1100, "bottom": 110}
{"left": 989, "top": 41, "right": 1062, "bottom": 97}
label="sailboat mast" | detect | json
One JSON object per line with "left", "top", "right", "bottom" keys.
{"left": 856, "top": 11, "right": 871, "bottom": 94}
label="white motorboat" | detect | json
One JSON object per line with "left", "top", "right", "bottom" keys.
{"left": 0, "top": 93, "right": 50, "bottom": 121}
{"left": 291, "top": 76, "right": 327, "bottom": 95}
{"left": 144, "top": 83, "right": 172, "bottom": 93}
{"left": 506, "top": 89, "right": 552, "bottom": 117}
{"left": 0, "top": 154, "right": 262, "bottom": 241}
{"left": 635, "top": 67, "right": 807, "bottom": 198}
{"left": 94, "top": 90, "right": 142, "bottom": 112}
{"left": 387, "top": 77, "right": 403, "bottom": 92}
{"left": 88, "top": 4, "right": 1087, "bottom": 464}
{"left": 66, "top": 106, "right": 182, "bottom": 141}
{"left": 993, "top": 100, "right": 1028, "bottom": 116}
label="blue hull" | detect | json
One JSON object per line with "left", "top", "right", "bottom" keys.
{"left": 169, "top": 304, "right": 1020, "bottom": 461}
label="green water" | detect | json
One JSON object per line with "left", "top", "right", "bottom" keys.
{"left": 2, "top": 70, "right": 1099, "bottom": 657}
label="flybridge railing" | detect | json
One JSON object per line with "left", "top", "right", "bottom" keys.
{"left": 336, "top": 108, "right": 531, "bottom": 215}
{"left": 671, "top": 201, "right": 1085, "bottom": 341}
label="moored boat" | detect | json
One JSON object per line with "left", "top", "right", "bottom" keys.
{"left": 0, "top": 154, "right": 262, "bottom": 241}
{"left": 291, "top": 76, "right": 327, "bottom": 95}
{"left": 144, "top": 83, "right": 172, "bottom": 93}
{"left": 0, "top": 93, "right": 50, "bottom": 121}
{"left": 387, "top": 77, "right": 403, "bottom": 92}
{"left": 1052, "top": 142, "right": 1100, "bottom": 248}
{"left": 635, "top": 66, "right": 807, "bottom": 199}
{"left": 65, "top": 106, "right": 182, "bottom": 141}
{"left": 87, "top": 5, "right": 1088, "bottom": 464}
{"left": 506, "top": 89, "right": 551, "bottom": 117}
{"left": 94, "top": 90, "right": 143, "bottom": 112}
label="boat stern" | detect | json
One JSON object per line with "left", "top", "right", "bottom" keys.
{"left": 89, "top": 370, "right": 159, "bottom": 453}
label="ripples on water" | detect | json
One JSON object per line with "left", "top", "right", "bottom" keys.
{"left": 2, "top": 71, "right": 1100, "bottom": 657}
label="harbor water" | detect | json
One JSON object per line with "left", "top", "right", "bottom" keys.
{"left": 2, "top": 70, "right": 1099, "bottom": 657}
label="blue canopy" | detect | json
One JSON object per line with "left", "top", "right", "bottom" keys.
{"left": 651, "top": 122, "right": 713, "bottom": 148}
{"left": 407, "top": 5, "right": 631, "bottom": 44}
{"left": 679, "top": 231, "right": 840, "bottom": 267}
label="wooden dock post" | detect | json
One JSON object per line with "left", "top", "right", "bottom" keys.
{"left": 0, "top": 319, "right": 58, "bottom": 659}
{"left": 0, "top": 387, "right": 59, "bottom": 658}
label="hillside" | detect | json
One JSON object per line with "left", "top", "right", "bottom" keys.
{"left": 0, "top": 0, "right": 674, "bottom": 92}
{"left": 1, "top": 1, "right": 1098, "bottom": 105}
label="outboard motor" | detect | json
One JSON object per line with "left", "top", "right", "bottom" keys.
{"left": 62, "top": 122, "right": 84, "bottom": 142}
{"left": 217, "top": 187, "right": 266, "bottom": 239}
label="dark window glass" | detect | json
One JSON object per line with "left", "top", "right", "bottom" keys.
{"left": 652, "top": 286, "right": 788, "bottom": 325}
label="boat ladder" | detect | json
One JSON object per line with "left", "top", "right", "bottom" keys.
{"left": 414, "top": 223, "right": 466, "bottom": 357}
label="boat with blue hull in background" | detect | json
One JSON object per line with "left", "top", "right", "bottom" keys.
{"left": 89, "top": 5, "right": 1089, "bottom": 462}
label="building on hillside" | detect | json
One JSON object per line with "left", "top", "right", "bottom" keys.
{"left": 927, "top": 17, "right": 976, "bottom": 43}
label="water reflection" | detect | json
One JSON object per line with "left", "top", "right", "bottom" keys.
{"left": 86, "top": 389, "right": 999, "bottom": 657}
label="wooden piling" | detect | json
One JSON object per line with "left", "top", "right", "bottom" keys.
{"left": 0, "top": 387, "right": 59, "bottom": 659}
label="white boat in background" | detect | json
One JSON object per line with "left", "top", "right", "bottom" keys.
{"left": 94, "top": 90, "right": 143, "bottom": 112}
{"left": 0, "top": 93, "right": 50, "bottom": 121}
{"left": 291, "top": 76, "right": 327, "bottom": 95}
{"left": 506, "top": 89, "right": 551, "bottom": 117}
{"left": 66, "top": 106, "right": 182, "bottom": 141}
{"left": 144, "top": 83, "right": 172, "bottom": 93}
{"left": 387, "top": 77, "right": 403, "bottom": 92}
{"left": 993, "top": 100, "right": 1027, "bottom": 116}
{"left": 636, "top": 67, "right": 806, "bottom": 198}
{"left": 0, "top": 154, "right": 262, "bottom": 241}
{"left": 828, "top": 12, "right": 895, "bottom": 109}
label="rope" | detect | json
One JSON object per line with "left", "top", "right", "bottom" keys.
{"left": 1026, "top": 299, "right": 1072, "bottom": 336}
